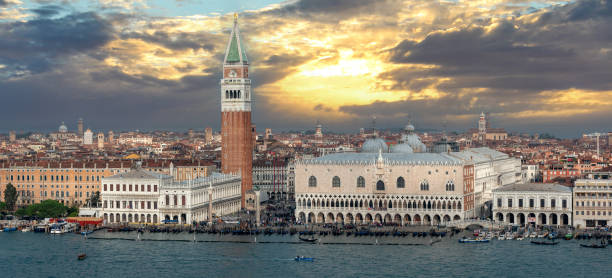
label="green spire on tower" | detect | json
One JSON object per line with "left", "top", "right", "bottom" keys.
{"left": 224, "top": 13, "right": 248, "bottom": 65}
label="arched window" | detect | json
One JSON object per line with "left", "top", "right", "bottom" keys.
{"left": 356, "top": 176, "right": 365, "bottom": 188}
{"left": 446, "top": 181, "right": 455, "bottom": 191}
{"left": 225, "top": 90, "right": 229, "bottom": 99}
{"left": 308, "top": 176, "right": 317, "bottom": 187}
{"left": 420, "top": 180, "right": 429, "bottom": 191}
{"left": 397, "top": 177, "right": 405, "bottom": 188}
{"left": 376, "top": 180, "right": 385, "bottom": 191}
{"left": 332, "top": 176, "right": 341, "bottom": 187}
{"left": 237, "top": 90, "right": 241, "bottom": 98}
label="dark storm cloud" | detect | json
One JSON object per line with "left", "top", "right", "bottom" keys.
{"left": 120, "top": 31, "right": 218, "bottom": 52}
{"left": 387, "top": 1, "right": 612, "bottom": 93}
{"left": 0, "top": 12, "right": 114, "bottom": 75}
{"left": 31, "top": 4, "right": 64, "bottom": 17}
{"left": 0, "top": 64, "right": 221, "bottom": 132}
{"left": 263, "top": 0, "right": 401, "bottom": 20}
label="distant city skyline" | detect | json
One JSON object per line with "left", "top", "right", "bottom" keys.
{"left": 1, "top": 0, "right": 611, "bottom": 138}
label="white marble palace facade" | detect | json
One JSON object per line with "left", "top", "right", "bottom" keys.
{"left": 492, "top": 183, "right": 572, "bottom": 226}
{"left": 99, "top": 167, "right": 241, "bottom": 224}
{"left": 295, "top": 151, "right": 468, "bottom": 225}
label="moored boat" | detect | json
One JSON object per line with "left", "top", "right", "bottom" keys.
{"left": 531, "top": 240, "right": 559, "bottom": 245}
{"left": 580, "top": 243, "right": 606, "bottom": 248}
{"left": 298, "top": 235, "right": 318, "bottom": 243}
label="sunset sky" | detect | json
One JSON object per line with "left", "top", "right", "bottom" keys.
{"left": 1, "top": 0, "right": 611, "bottom": 137}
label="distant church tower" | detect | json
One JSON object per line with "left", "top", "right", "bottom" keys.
{"left": 220, "top": 14, "right": 253, "bottom": 208}
{"left": 478, "top": 112, "right": 487, "bottom": 141}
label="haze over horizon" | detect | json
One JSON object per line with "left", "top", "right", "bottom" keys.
{"left": 1, "top": 0, "right": 611, "bottom": 138}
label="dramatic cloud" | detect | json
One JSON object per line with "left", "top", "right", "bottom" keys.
{"left": 0, "top": 0, "right": 610, "bottom": 137}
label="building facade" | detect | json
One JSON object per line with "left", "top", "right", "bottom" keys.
{"left": 220, "top": 15, "right": 252, "bottom": 208}
{"left": 449, "top": 147, "right": 522, "bottom": 217}
{"left": 573, "top": 172, "right": 612, "bottom": 227}
{"left": 253, "top": 159, "right": 293, "bottom": 200}
{"left": 0, "top": 160, "right": 217, "bottom": 207}
{"left": 100, "top": 167, "right": 241, "bottom": 224}
{"left": 492, "top": 183, "right": 572, "bottom": 226}
{"left": 295, "top": 152, "right": 468, "bottom": 225}
{"left": 83, "top": 129, "right": 93, "bottom": 145}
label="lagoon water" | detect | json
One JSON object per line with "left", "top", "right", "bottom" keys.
{"left": 0, "top": 232, "right": 610, "bottom": 278}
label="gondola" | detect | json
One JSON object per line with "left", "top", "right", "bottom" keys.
{"left": 530, "top": 240, "right": 559, "bottom": 245}
{"left": 298, "top": 235, "right": 318, "bottom": 243}
{"left": 78, "top": 253, "right": 87, "bottom": 260}
{"left": 580, "top": 243, "right": 606, "bottom": 248}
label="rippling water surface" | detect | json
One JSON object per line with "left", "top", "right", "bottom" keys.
{"left": 0, "top": 233, "right": 609, "bottom": 278}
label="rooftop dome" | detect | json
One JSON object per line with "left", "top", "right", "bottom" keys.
{"left": 361, "top": 138, "right": 388, "bottom": 153}
{"left": 390, "top": 143, "right": 414, "bottom": 154}
{"left": 403, "top": 134, "right": 427, "bottom": 152}
{"left": 58, "top": 122, "right": 68, "bottom": 133}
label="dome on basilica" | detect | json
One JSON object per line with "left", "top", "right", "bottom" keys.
{"left": 59, "top": 122, "right": 68, "bottom": 133}
{"left": 402, "top": 134, "right": 427, "bottom": 152}
{"left": 390, "top": 143, "right": 414, "bottom": 153}
{"left": 361, "top": 138, "right": 388, "bottom": 153}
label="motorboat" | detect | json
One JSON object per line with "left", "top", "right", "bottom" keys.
{"left": 21, "top": 227, "right": 32, "bottom": 232}
{"left": 78, "top": 254, "right": 87, "bottom": 260}
{"left": 294, "top": 256, "right": 314, "bottom": 262}
{"left": 459, "top": 237, "right": 489, "bottom": 243}
{"left": 498, "top": 234, "right": 505, "bottom": 240}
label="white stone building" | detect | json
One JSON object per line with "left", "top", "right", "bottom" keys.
{"left": 573, "top": 172, "right": 612, "bottom": 227}
{"left": 449, "top": 147, "right": 522, "bottom": 217}
{"left": 99, "top": 167, "right": 241, "bottom": 224}
{"left": 295, "top": 151, "right": 469, "bottom": 225}
{"left": 492, "top": 183, "right": 572, "bottom": 226}
{"left": 83, "top": 129, "right": 93, "bottom": 145}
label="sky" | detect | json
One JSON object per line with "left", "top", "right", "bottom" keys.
{"left": 0, "top": 0, "right": 611, "bottom": 138}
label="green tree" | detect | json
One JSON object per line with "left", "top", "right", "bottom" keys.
{"left": 88, "top": 191, "right": 100, "bottom": 208}
{"left": 25, "top": 200, "right": 67, "bottom": 218}
{"left": 4, "top": 183, "right": 18, "bottom": 212}
{"left": 0, "top": 201, "right": 6, "bottom": 211}
{"left": 67, "top": 205, "right": 79, "bottom": 217}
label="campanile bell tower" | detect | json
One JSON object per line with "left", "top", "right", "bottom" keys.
{"left": 221, "top": 13, "right": 253, "bottom": 208}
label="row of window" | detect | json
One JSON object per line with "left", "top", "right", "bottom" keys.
{"left": 104, "top": 200, "right": 158, "bottom": 210}
{"left": 14, "top": 184, "right": 97, "bottom": 189}
{"left": 575, "top": 210, "right": 611, "bottom": 216}
{"left": 8, "top": 175, "right": 101, "bottom": 182}
{"left": 103, "top": 184, "right": 157, "bottom": 192}
{"left": 308, "top": 176, "right": 454, "bottom": 191}
{"left": 225, "top": 89, "right": 249, "bottom": 99}
{"left": 497, "top": 198, "right": 568, "bottom": 209}
{"left": 17, "top": 190, "right": 93, "bottom": 198}
{"left": 165, "top": 195, "right": 187, "bottom": 206}
{"left": 576, "top": 201, "right": 612, "bottom": 207}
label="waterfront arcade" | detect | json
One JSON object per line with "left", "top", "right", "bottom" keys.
{"left": 295, "top": 150, "right": 469, "bottom": 225}
{"left": 492, "top": 183, "right": 572, "bottom": 226}
{"left": 100, "top": 166, "right": 241, "bottom": 224}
